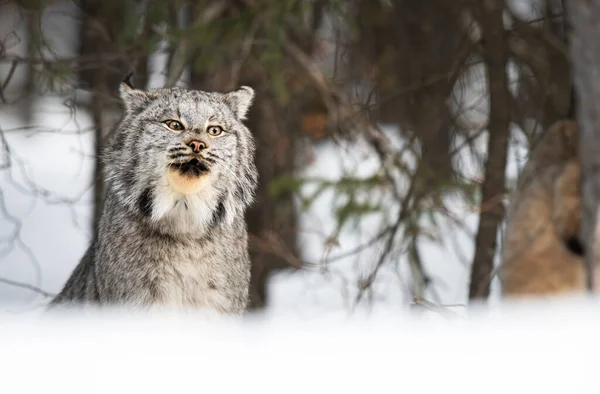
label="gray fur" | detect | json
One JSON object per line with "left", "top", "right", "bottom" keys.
{"left": 49, "top": 83, "right": 258, "bottom": 314}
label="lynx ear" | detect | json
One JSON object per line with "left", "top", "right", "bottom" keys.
{"left": 223, "top": 86, "right": 255, "bottom": 120}
{"left": 119, "top": 75, "right": 154, "bottom": 114}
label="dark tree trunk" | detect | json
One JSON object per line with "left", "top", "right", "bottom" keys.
{"left": 468, "top": 0, "right": 511, "bottom": 300}
{"left": 567, "top": 0, "right": 600, "bottom": 292}
{"left": 90, "top": 88, "right": 106, "bottom": 240}
{"left": 77, "top": 0, "right": 127, "bottom": 237}
{"left": 22, "top": 7, "right": 40, "bottom": 122}
{"left": 350, "top": 0, "right": 467, "bottom": 188}
{"left": 245, "top": 92, "right": 300, "bottom": 309}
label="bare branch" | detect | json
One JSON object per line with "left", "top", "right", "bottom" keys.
{"left": 0, "top": 59, "right": 17, "bottom": 103}
{"left": 0, "top": 277, "right": 54, "bottom": 298}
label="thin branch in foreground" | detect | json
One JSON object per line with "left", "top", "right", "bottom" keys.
{"left": 411, "top": 297, "right": 464, "bottom": 319}
{"left": 0, "top": 277, "right": 54, "bottom": 298}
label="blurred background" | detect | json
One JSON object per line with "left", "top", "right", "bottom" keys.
{"left": 0, "top": 0, "right": 574, "bottom": 315}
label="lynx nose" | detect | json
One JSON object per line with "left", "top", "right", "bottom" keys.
{"left": 188, "top": 140, "right": 207, "bottom": 154}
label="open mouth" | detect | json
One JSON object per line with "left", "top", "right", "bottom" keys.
{"left": 170, "top": 158, "right": 209, "bottom": 177}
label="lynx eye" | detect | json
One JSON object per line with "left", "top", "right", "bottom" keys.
{"left": 207, "top": 125, "right": 224, "bottom": 136}
{"left": 164, "top": 120, "right": 184, "bottom": 131}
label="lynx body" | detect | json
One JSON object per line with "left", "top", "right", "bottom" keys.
{"left": 501, "top": 120, "right": 589, "bottom": 296}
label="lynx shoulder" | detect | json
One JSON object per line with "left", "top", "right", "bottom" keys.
{"left": 501, "top": 120, "right": 586, "bottom": 296}
{"left": 49, "top": 81, "right": 258, "bottom": 314}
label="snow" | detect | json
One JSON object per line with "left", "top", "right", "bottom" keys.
{"left": 0, "top": 298, "right": 599, "bottom": 394}
{"left": 0, "top": 97, "right": 94, "bottom": 307}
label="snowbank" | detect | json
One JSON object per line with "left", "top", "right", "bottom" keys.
{"left": 0, "top": 297, "right": 598, "bottom": 394}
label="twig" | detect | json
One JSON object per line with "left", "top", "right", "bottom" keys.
{"left": 411, "top": 297, "right": 463, "bottom": 319}
{"left": 0, "top": 59, "right": 17, "bottom": 103}
{"left": 353, "top": 168, "right": 420, "bottom": 308}
{"left": 0, "top": 277, "right": 54, "bottom": 298}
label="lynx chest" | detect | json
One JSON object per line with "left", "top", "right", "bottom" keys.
{"left": 156, "top": 244, "right": 233, "bottom": 312}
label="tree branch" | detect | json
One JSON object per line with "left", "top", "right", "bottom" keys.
{"left": 0, "top": 277, "right": 54, "bottom": 298}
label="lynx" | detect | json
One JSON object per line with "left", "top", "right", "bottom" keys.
{"left": 501, "top": 120, "right": 589, "bottom": 296}
{"left": 49, "top": 79, "right": 258, "bottom": 314}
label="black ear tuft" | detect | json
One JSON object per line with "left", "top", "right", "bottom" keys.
{"left": 119, "top": 76, "right": 156, "bottom": 114}
{"left": 122, "top": 72, "right": 135, "bottom": 89}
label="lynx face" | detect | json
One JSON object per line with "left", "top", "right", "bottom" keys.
{"left": 103, "top": 84, "right": 258, "bottom": 236}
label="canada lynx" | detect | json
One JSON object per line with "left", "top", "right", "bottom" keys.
{"left": 49, "top": 80, "right": 258, "bottom": 314}
{"left": 501, "top": 120, "right": 588, "bottom": 296}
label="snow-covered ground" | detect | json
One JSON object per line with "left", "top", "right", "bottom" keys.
{"left": 1, "top": 298, "right": 599, "bottom": 394}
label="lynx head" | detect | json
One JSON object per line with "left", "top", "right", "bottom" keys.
{"left": 103, "top": 81, "right": 258, "bottom": 236}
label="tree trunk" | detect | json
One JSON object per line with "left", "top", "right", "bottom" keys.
{"left": 350, "top": 0, "right": 467, "bottom": 189}
{"left": 468, "top": 0, "right": 511, "bottom": 301}
{"left": 77, "top": 0, "right": 127, "bottom": 237}
{"left": 22, "top": 7, "right": 40, "bottom": 123}
{"left": 90, "top": 87, "right": 107, "bottom": 240}
{"left": 567, "top": 0, "right": 600, "bottom": 292}
{"left": 245, "top": 92, "right": 300, "bottom": 309}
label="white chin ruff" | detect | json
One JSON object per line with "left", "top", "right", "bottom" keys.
{"left": 150, "top": 172, "right": 231, "bottom": 233}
